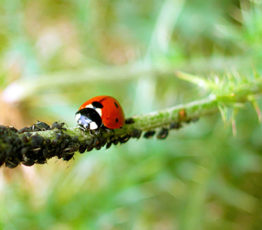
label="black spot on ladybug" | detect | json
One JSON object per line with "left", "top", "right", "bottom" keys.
{"left": 92, "top": 101, "right": 103, "bottom": 108}
{"left": 114, "top": 102, "right": 119, "bottom": 108}
{"left": 115, "top": 118, "right": 119, "bottom": 123}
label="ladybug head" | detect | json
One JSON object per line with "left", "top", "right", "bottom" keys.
{"left": 75, "top": 108, "right": 102, "bottom": 130}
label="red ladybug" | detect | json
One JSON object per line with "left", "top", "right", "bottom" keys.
{"left": 75, "top": 96, "right": 125, "bottom": 130}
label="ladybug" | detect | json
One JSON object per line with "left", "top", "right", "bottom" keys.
{"left": 75, "top": 96, "right": 125, "bottom": 130}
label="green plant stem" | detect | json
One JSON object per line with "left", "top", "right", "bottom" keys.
{"left": 1, "top": 73, "right": 262, "bottom": 168}
{"left": 1, "top": 56, "right": 249, "bottom": 103}
{"left": 37, "top": 95, "right": 216, "bottom": 139}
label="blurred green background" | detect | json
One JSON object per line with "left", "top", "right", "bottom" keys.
{"left": 1, "top": 0, "right": 262, "bottom": 229}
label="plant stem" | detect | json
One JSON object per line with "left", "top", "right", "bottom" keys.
{"left": 1, "top": 55, "right": 249, "bottom": 103}
{"left": 1, "top": 73, "right": 262, "bottom": 168}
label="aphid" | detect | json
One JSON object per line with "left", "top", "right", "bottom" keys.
{"left": 18, "top": 127, "right": 33, "bottom": 133}
{"left": 31, "top": 134, "right": 44, "bottom": 147}
{"left": 157, "top": 128, "right": 169, "bottom": 139}
{"left": 119, "top": 134, "right": 130, "bottom": 143}
{"left": 106, "top": 142, "right": 112, "bottom": 149}
{"left": 79, "top": 144, "right": 87, "bottom": 153}
{"left": 170, "top": 122, "right": 182, "bottom": 129}
{"left": 62, "top": 154, "right": 74, "bottom": 161}
{"left": 143, "top": 130, "right": 156, "bottom": 139}
{"left": 22, "top": 159, "right": 35, "bottom": 166}
{"left": 51, "top": 122, "right": 66, "bottom": 130}
{"left": 32, "top": 121, "right": 50, "bottom": 131}
{"left": 125, "top": 118, "right": 135, "bottom": 124}
{"left": 131, "top": 129, "right": 142, "bottom": 139}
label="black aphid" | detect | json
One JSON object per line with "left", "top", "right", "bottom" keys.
{"left": 143, "top": 130, "right": 156, "bottom": 139}
{"left": 157, "top": 128, "right": 169, "bottom": 139}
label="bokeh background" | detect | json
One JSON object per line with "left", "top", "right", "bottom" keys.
{"left": 1, "top": 0, "right": 262, "bottom": 229}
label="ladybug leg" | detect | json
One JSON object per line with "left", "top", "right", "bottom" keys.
{"left": 89, "top": 129, "right": 98, "bottom": 136}
{"left": 99, "top": 125, "right": 115, "bottom": 143}
{"left": 99, "top": 124, "right": 109, "bottom": 132}
{"left": 93, "top": 129, "right": 101, "bottom": 136}
{"left": 78, "top": 125, "right": 87, "bottom": 132}
{"left": 102, "top": 125, "right": 115, "bottom": 136}
{"left": 89, "top": 126, "right": 106, "bottom": 136}
{"left": 102, "top": 126, "right": 119, "bottom": 145}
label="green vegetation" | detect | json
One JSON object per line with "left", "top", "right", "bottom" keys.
{"left": 1, "top": 0, "right": 262, "bottom": 229}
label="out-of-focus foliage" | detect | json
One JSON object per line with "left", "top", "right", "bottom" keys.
{"left": 0, "top": 0, "right": 262, "bottom": 229}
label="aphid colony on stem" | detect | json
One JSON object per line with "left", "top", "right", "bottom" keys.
{"left": 0, "top": 95, "right": 201, "bottom": 168}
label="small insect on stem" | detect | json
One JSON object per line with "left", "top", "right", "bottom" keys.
{"left": 125, "top": 118, "right": 135, "bottom": 124}
{"left": 157, "top": 128, "right": 169, "bottom": 139}
{"left": 143, "top": 130, "right": 156, "bottom": 139}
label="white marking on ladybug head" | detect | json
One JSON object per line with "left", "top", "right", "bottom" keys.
{"left": 75, "top": 113, "right": 81, "bottom": 122}
{"left": 89, "top": 122, "right": 98, "bottom": 130}
{"left": 85, "top": 104, "right": 93, "bottom": 109}
{"left": 95, "top": 108, "right": 102, "bottom": 117}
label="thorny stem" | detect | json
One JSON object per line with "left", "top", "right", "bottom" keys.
{"left": 2, "top": 55, "right": 249, "bottom": 103}
{"left": 0, "top": 75, "right": 262, "bottom": 168}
